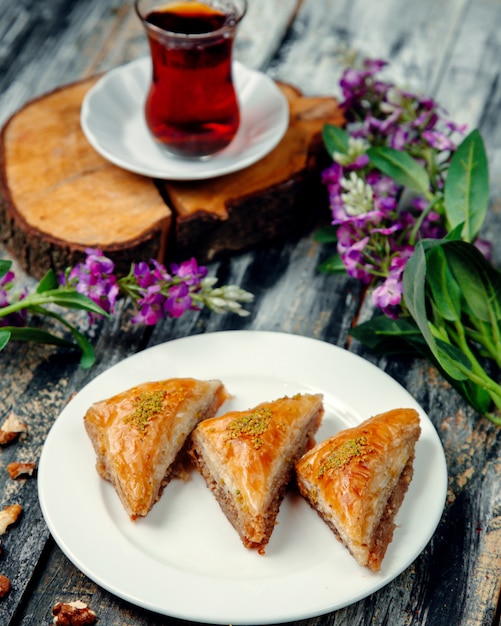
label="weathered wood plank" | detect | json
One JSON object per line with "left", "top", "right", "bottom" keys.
{"left": 264, "top": 0, "right": 473, "bottom": 96}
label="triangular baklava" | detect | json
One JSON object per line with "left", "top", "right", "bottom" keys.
{"left": 84, "top": 378, "right": 229, "bottom": 519}
{"left": 189, "top": 393, "right": 324, "bottom": 553}
{"left": 295, "top": 408, "right": 421, "bottom": 571}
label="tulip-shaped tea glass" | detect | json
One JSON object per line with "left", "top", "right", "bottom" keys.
{"left": 135, "top": 0, "right": 247, "bottom": 159}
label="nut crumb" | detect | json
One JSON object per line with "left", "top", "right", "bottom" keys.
{"left": 7, "top": 462, "right": 36, "bottom": 479}
{"left": 52, "top": 601, "right": 97, "bottom": 625}
{"left": 0, "top": 504, "right": 22, "bottom": 535}
{"left": 0, "top": 413, "right": 27, "bottom": 445}
{"left": 0, "top": 574, "right": 10, "bottom": 598}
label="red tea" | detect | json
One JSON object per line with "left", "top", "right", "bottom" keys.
{"left": 138, "top": 1, "right": 244, "bottom": 158}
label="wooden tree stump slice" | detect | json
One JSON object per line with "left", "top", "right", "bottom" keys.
{"left": 0, "top": 78, "right": 172, "bottom": 278}
{"left": 0, "top": 73, "right": 343, "bottom": 278}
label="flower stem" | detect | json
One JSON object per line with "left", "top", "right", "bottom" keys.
{"left": 408, "top": 194, "right": 444, "bottom": 245}
{"left": 447, "top": 320, "right": 501, "bottom": 411}
{"left": 465, "top": 319, "right": 501, "bottom": 367}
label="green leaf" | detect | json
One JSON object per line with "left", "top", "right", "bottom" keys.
{"left": 0, "top": 329, "right": 11, "bottom": 350}
{"left": 402, "top": 242, "right": 433, "bottom": 341}
{"left": 443, "top": 240, "right": 501, "bottom": 322}
{"left": 3, "top": 326, "right": 76, "bottom": 348}
{"left": 36, "top": 269, "right": 59, "bottom": 293}
{"left": 359, "top": 314, "right": 493, "bottom": 413}
{"left": 350, "top": 315, "right": 424, "bottom": 354}
{"left": 434, "top": 337, "right": 473, "bottom": 379}
{"left": 402, "top": 241, "right": 469, "bottom": 380}
{"left": 32, "top": 306, "right": 97, "bottom": 369}
{"left": 419, "top": 339, "right": 492, "bottom": 413}
{"left": 367, "top": 146, "right": 431, "bottom": 197}
{"left": 444, "top": 223, "right": 465, "bottom": 241}
{"left": 40, "top": 291, "right": 109, "bottom": 316}
{"left": 426, "top": 246, "right": 462, "bottom": 321}
{"left": 314, "top": 226, "right": 338, "bottom": 244}
{"left": 444, "top": 129, "right": 489, "bottom": 241}
{"left": 65, "top": 324, "right": 96, "bottom": 369}
{"left": 452, "top": 378, "right": 493, "bottom": 414}
{"left": 322, "top": 124, "right": 350, "bottom": 157}
{"left": 3, "top": 325, "right": 95, "bottom": 369}
{"left": 0, "top": 260, "right": 12, "bottom": 280}
{"left": 317, "top": 254, "right": 347, "bottom": 274}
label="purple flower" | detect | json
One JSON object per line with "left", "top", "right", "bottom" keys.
{"left": 367, "top": 110, "right": 401, "bottom": 136}
{"left": 170, "top": 258, "right": 208, "bottom": 287}
{"left": 351, "top": 153, "right": 370, "bottom": 169}
{"left": 339, "top": 59, "right": 387, "bottom": 100}
{"left": 390, "top": 126, "right": 409, "bottom": 150}
{"left": 340, "top": 68, "right": 366, "bottom": 92}
{"left": 374, "top": 195, "right": 398, "bottom": 212}
{"left": 151, "top": 259, "right": 172, "bottom": 283}
{"left": 474, "top": 237, "right": 493, "bottom": 261}
{"left": 364, "top": 58, "right": 387, "bottom": 73}
{"left": 413, "top": 110, "right": 439, "bottom": 132}
{"left": 0, "top": 270, "right": 15, "bottom": 289}
{"left": 165, "top": 283, "right": 193, "bottom": 318}
{"left": 371, "top": 223, "right": 402, "bottom": 236}
{"left": 322, "top": 162, "right": 343, "bottom": 186}
{"left": 423, "top": 130, "right": 456, "bottom": 151}
{"left": 372, "top": 276, "right": 403, "bottom": 315}
{"left": 389, "top": 247, "right": 414, "bottom": 274}
{"left": 133, "top": 261, "right": 157, "bottom": 288}
{"left": 419, "top": 209, "right": 447, "bottom": 240}
{"left": 0, "top": 270, "right": 28, "bottom": 327}
{"left": 81, "top": 248, "right": 115, "bottom": 276}
{"left": 320, "top": 56, "right": 473, "bottom": 320}
{"left": 336, "top": 229, "right": 374, "bottom": 283}
{"left": 132, "top": 259, "right": 173, "bottom": 294}
{"left": 0, "top": 271, "right": 15, "bottom": 309}
{"left": 131, "top": 286, "right": 166, "bottom": 325}
{"left": 65, "top": 248, "right": 119, "bottom": 316}
{"left": 445, "top": 120, "right": 468, "bottom": 135}
{"left": 411, "top": 197, "right": 428, "bottom": 212}
{"left": 116, "top": 256, "right": 212, "bottom": 324}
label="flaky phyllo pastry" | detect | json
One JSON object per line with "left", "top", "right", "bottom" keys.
{"left": 84, "top": 378, "right": 229, "bottom": 519}
{"left": 190, "top": 393, "right": 324, "bottom": 553}
{"left": 295, "top": 408, "right": 421, "bottom": 571}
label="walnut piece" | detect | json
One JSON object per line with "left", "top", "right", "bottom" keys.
{"left": 0, "top": 504, "right": 22, "bottom": 534}
{"left": 7, "top": 462, "right": 36, "bottom": 479}
{"left": 52, "top": 601, "right": 97, "bottom": 625}
{"left": 0, "top": 413, "right": 27, "bottom": 445}
{"left": 0, "top": 574, "right": 10, "bottom": 598}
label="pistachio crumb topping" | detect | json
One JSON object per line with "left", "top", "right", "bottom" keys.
{"left": 123, "top": 390, "right": 166, "bottom": 432}
{"left": 318, "top": 436, "right": 369, "bottom": 477}
{"left": 226, "top": 407, "right": 272, "bottom": 449}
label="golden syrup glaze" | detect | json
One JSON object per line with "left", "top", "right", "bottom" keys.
{"left": 193, "top": 393, "right": 324, "bottom": 516}
{"left": 84, "top": 378, "right": 228, "bottom": 518}
{"left": 295, "top": 408, "right": 421, "bottom": 546}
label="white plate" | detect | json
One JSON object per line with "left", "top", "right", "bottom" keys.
{"left": 80, "top": 57, "right": 289, "bottom": 180}
{"left": 38, "top": 331, "right": 447, "bottom": 624}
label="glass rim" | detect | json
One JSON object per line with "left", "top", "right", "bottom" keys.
{"left": 134, "top": 0, "right": 247, "bottom": 41}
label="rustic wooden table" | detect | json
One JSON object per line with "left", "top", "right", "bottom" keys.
{"left": 0, "top": 0, "right": 500, "bottom": 625}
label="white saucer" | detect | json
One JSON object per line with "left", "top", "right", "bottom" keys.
{"left": 80, "top": 57, "right": 289, "bottom": 180}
